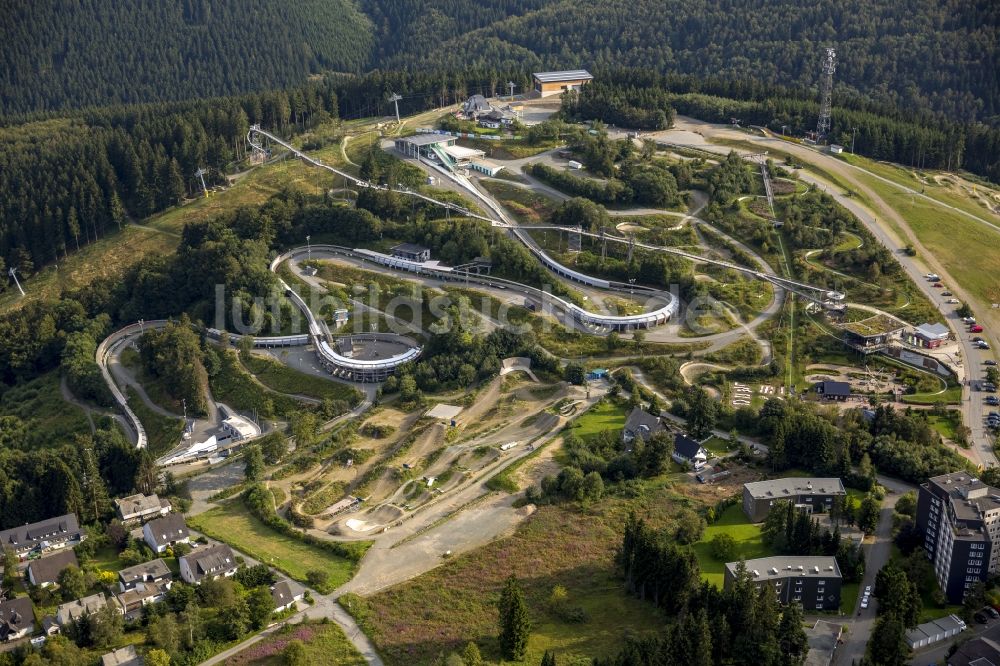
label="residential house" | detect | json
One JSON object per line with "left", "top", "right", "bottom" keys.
{"left": 946, "top": 634, "right": 1000, "bottom": 665}
{"left": 270, "top": 580, "right": 305, "bottom": 613}
{"left": 0, "top": 513, "right": 84, "bottom": 558}
{"left": 0, "top": 597, "right": 35, "bottom": 642}
{"left": 143, "top": 513, "right": 190, "bottom": 554}
{"left": 27, "top": 549, "right": 78, "bottom": 587}
{"left": 673, "top": 433, "right": 709, "bottom": 470}
{"left": 41, "top": 616, "right": 59, "bottom": 636}
{"left": 114, "top": 493, "right": 170, "bottom": 524}
{"left": 101, "top": 645, "right": 142, "bottom": 666}
{"left": 179, "top": 544, "right": 237, "bottom": 584}
{"left": 56, "top": 593, "right": 108, "bottom": 627}
{"left": 114, "top": 582, "right": 167, "bottom": 616}
{"left": 118, "top": 558, "right": 172, "bottom": 592}
{"left": 461, "top": 94, "right": 492, "bottom": 118}
{"left": 621, "top": 407, "right": 664, "bottom": 446}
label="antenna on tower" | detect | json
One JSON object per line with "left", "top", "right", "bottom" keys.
{"left": 507, "top": 81, "right": 516, "bottom": 101}
{"left": 194, "top": 168, "right": 210, "bottom": 198}
{"left": 816, "top": 47, "right": 837, "bottom": 139}
{"left": 8, "top": 267, "right": 25, "bottom": 297}
{"left": 388, "top": 92, "right": 403, "bottom": 124}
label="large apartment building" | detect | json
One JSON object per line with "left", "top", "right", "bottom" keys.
{"left": 742, "top": 478, "right": 846, "bottom": 522}
{"left": 916, "top": 472, "right": 1000, "bottom": 602}
{"left": 723, "top": 556, "right": 842, "bottom": 611}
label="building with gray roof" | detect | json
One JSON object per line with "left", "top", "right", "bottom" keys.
{"left": 742, "top": 478, "right": 847, "bottom": 522}
{"left": 0, "top": 513, "right": 83, "bottom": 557}
{"left": 621, "top": 407, "right": 664, "bottom": 446}
{"left": 118, "top": 558, "right": 172, "bottom": 591}
{"left": 27, "top": 548, "right": 78, "bottom": 587}
{"left": 723, "top": 556, "right": 841, "bottom": 611}
{"left": 917, "top": 472, "right": 1000, "bottom": 602}
{"left": 179, "top": 544, "right": 237, "bottom": 584}
{"left": 532, "top": 70, "right": 593, "bottom": 97}
{"left": 905, "top": 613, "right": 966, "bottom": 650}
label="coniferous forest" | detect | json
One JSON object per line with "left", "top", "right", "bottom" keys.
{"left": 0, "top": 1, "right": 999, "bottom": 276}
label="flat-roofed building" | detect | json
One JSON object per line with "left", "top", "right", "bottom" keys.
{"left": 743, "top": 478, "right": 847, "bottom": 522}
{"left": 532, "top": 70, "right": 594, "bottom": 98}
{"left": 724, "top": 556, "right": 842, "bottom": 611}
{"left": 393, "top": 133, "right": 456, "bottom": 160}
{"left": 917, "top": 472, "right": 1000, "bottom": 602}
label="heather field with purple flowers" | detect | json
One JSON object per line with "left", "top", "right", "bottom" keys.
{"left": 342, "top": 481, "right": 695, "bottom": 664}
{"left": 224, "top": 620, "right": 365, "bottom": 665}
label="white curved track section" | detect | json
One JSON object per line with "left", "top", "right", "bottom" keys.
{"left": 96, "top": 321, "right": 171, "bottom": 449}
{"left": 298, "top": 245, "right": 676, "bottom": 330}
{"left": 249, "top": 126, "right": 680, "bottom": 327}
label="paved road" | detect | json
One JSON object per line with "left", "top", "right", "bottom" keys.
{"left": 834, "top": 475, "right": 916, "bottom": 666}
{"left": 663, "top": 117, "right": 998, "bottom": 468}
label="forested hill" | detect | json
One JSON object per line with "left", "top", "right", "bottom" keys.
{"left": 378, "top": 0, "right": 998, "bottom": 124}
{"left": 0, "top": 0, "right": 373, "bottom": 115}
{"left": 1, "top": 0, "right": 996, "bottom": 122}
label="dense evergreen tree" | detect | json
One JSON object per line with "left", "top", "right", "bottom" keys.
{"left": 498, "top": 576, "right": 531, "bottom": 661}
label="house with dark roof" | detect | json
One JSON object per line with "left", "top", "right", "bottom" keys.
{"left": 27, "top": 548, "right": 78, "bottom": 587}
{"left": 621, "top": 407, "right": 665, "bottom": 446}
{"left": 390, "top": 243, "right": 431, "bottom": 263}
{"left": 673, "top": 433, "right": 709, "bottom": 470}
{"left": 56, "top": 593, "right": 108, "bottom": 627}
{"left": 0, "top": 597, "right": 35, "bottom": 642}
{"left": 114, "top": 493, "right": 170, "bottom": 524}
{"left": 461, "top": 94, "right": 492, "bottom": 118}
{"left": 270, "top": 580, "right": 305, "bottom": 613}
{"left": 815, "top": 380, "right": 851, "bottom": 401}
{"left": 179, "top": 544, "right": 237, "bottom": 584}
{"left": 118, "top": 558, "right": 172, "bottom": 592}
{"left": 143, "top": 513, "right": 190, "bottom": 554}
{"left": 0, "top": 513, "right": 84, "bottom": 558}
{"left": 946, "top": 633, "right": 1000, "bottom": 666}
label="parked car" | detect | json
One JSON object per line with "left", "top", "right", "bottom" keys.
{"left": 985, "top": 360, "right": 998, "bottom": 366}
{"left": 942, "top": 291, "right": 953, "bottom": 296}
{"left": 973, "top": 337, "right": 985, "bottom": 342}
{"left": 986, "top": 396, "right": 999, "bottom": 406}
{"left": 964, "top": 317, "right": 978, "bottom": 324}
{"left": 975, "top": 612, "right": 989, "bottom": 624}
{"left": 861, "top": 598, "right": 869, "bottom": 609}
{"left": 865, "top": 585, "right": 872, "bottom": 594}
{"left": 933, "top": 282, "right": 944, "bottom": 288}
{"left": 986, "top": 607, "right": 999, "bottom": 619}
{"left": 971, "top": 325, "right": 984, "bottom": 333}
{"left": 948, "top": 298, "right": 960, "bottom": 304}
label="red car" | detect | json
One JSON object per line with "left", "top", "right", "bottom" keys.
{"left": 971, "top": 325, "right": 984, "bottom": 333}
{"left": 933, "top": 282, "right": 943, "bottom": 288}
